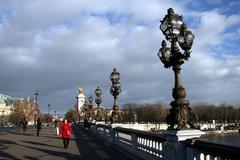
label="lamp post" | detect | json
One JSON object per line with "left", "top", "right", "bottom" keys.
{"left": 110, "top": 68, "right": 122, "bottom": 123}
{"left": 83, "top": 101, "right": 88, "bottom": 119}
{"left": 76, "top": 96, "right": 80, "bottom": 123}
{"left": 48, "top": 104, "right": 51, "bottom": 115}
{"left": 34, "top": 90, "right": 39, "bottom": 126}
{"left": 158, "top": 8, "right": 197, "bottom": 129}
{"left": 86, "top": 95, "right": 94, "bottom": 121}
{"left": 95, "top": 86, "right": 102, "bottom": 121}
{"left": 35, "top": 90, "right": 39, "bottom": 104}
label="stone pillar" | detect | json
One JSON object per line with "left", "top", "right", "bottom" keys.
{"left": 163, "top": 130, "right": 205, "bottom": 160}
{"left": 77, "top": 87, "right": 85, "bottom": 116}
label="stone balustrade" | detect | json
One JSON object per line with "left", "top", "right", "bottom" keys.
{"left": 184, "top": 139, "right": 240, "bottom": 160}
{"left": 87, "top": 123, "right": 240, "bottom": 160}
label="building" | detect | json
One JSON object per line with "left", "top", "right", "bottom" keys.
{"left": 0, "top": 93, "right": 14, "bottom": 116}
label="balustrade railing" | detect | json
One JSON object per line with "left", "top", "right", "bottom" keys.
{"left": 184, "top": 139, "right": 240, "bottom": 160}
{"left": 93, "top": 124, "right": 165, "bottom": 160}
{"left": 87, "top": 123, "right": 240, "bottom": 160}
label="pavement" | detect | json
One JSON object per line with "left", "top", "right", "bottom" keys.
{"left": 0, "top": 127, "right": 20, "bottom": 135}
{"left": 0, "top": 126, "right": 137, "bottom": 160}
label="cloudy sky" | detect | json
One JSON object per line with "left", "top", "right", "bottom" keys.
{"left": 0, "top": 0, "right": 239, "bottom": 114}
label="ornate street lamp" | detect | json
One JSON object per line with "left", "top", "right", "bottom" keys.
{"left": 48, "top": 104, "right": 51, "bottom": 115}
{"left": 82, "top": 101, "right": 88, "bottom": 119}
{"left": 110, "top": 68, "right": 122, "bottom": 123}
{"left": 86, "top": 95, "right": 94, "bottom": 120}
{"left": 158, "top": 8, "right": 197, "bottom": 129}
{"left": 88, "top": 95, "right": 94, "bottom": 107}
{"left": 95, "top": 86, "right": 102, "bottom": 121}
{"left": 35, "top": 90, "right": 39, "bottom": 102}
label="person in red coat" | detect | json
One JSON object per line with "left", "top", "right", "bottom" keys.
{"left": 59, "top": 118, "right": 72, "bottom": 149}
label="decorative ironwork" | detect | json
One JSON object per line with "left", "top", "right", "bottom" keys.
{"left": 110, "top": 68, "right": 122, "bottom": 123}
{"left": 158, "top": 8, "right": 197, "bottom": 129}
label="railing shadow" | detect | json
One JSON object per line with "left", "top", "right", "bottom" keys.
{"left": 0, "top": 139, "right": 22, "bottom": 160}
{"left": 21, "top": 140, "right": 64, "bottom": 149}
{"left": 72, "top": 125, "right": 132, "bottom": 160}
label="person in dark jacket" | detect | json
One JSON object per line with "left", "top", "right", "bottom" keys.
{"left": 60, "top": 118, "right": 72, "bottom": 149}
{"left": 36, "top": 118, "right": 42, "bottom": 136}
{"left": 22, "top": 118, "right": 28, "bottom": 134}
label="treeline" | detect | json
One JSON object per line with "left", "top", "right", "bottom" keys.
{"left": 192, "top": 103, "right": 240, "bottom": 123}
{"left": 121, "top": 103, "right": 168, "bottom": 123}
{"left": 121, "top": 103, "right": 240, "bottom": 123}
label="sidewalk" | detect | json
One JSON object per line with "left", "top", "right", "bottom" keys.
{"left": 0, "top": 126, "right": 136, "bottom": 160}
{"left": 0, "top": 127, "right": 80, "bottom": 160}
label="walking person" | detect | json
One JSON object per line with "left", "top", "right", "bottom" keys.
{"left": 21, "top": 117, "right": 28, "bottom": 134}
{"left": 60, "top": 118, "right": 72, "bottom": 149}
{"left": 36, "top": 118, "right": 42, "bottom": 136}
{"left": 54, "top": 118, "right": 61, "bottom": 135}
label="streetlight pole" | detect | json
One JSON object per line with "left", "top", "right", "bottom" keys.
{"left": 158, "top": 8, "right": 197, "bottom": 130}
{"left": 48, "top": 104, "right": 51, "bottom": 115}
{"left": 86, "top": 96, "right": 94, "bottom": 121}
{"left": 34, "top": 90, "right": 39, "bottom": 126}
{"left": 35, "top": 90, "right": 39, "bottom": 112}
{"left": 110, "top": 68, "right": 122, "bottom": 123}
{"left": 95, "top": 86, "right": 102, "bottom": 121}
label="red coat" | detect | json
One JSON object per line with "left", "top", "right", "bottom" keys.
{"left": 60, "top": 123, "right": 72, "bottom": 138}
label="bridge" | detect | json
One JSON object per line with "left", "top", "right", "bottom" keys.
{"left": 0, "top": 124, "right": 239, "bottom": 160}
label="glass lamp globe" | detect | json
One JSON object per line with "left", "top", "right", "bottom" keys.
{"left": 178, "top": 23, "right": 195, "bottom": 50}
{"left": 95, "top": 86, "right": 102, "bottom": 97}
{"left": 89, "top": 95, "right": 94, "bottom": 103}
{"left": 158, "top": 40, "right": 171, "bottom": 62}
{"left": 110, "top": 68, "right": 120, "bottom": 82}
{"left": 160, "top": 8, "right": 183, "bottom": 40}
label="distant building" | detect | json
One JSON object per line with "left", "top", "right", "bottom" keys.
{"left": 0, "top": 93, "right": 14, "bottom": 116}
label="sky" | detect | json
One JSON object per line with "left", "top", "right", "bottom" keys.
{"left": 0, "top": 0, "right": 239, "bottom": 114}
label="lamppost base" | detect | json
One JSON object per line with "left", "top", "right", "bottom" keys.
{"left": 110, "top": 111, "right": 122, "bottom": 124}
{"left": 166, "top": 99, "right": 198, "bottom": 130}
{"left": 95, "top": 114, "right": 102, "bottom": 121}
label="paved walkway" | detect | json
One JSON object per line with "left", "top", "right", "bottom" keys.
{"left": 0, "top": 126, "right": 135, "bottom": 160}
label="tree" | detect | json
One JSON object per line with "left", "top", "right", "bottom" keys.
{"left": 13, "top": 99, "right": 39, "bottom": 122}
{"left": 42, "top": 113, "right": 53, "bottom": 124}
{"left": 9, "top": 112, "right": 25, "bottom": 125}
{"left": 65, "top": 109, "right": 78, "bottom": 123}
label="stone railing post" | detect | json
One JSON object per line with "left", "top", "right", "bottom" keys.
{"left": 131, "top": 133, "right": 138, "bottom": 150}
{"left": 110, "top": 128, "right": 117, "bottom": 144}
{"left": 163, "top": 130, "right": 205, "bottom": 160}
{"left": 95, "top": 125, "right": 98, "bottom": 135}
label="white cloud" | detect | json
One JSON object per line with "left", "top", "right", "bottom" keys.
{"left": 191, "top": 10, "right": 240, "bottom": 48}
{"left": 0, "top": 0, "right": 239, "bottom": 113}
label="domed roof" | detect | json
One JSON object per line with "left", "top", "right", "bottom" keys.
{"left": 0, "top": 93, "right": 13, "bottom": 105}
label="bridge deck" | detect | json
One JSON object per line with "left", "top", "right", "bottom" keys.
{"left": 0, "top": 126, "right": 136, "bottom": 160}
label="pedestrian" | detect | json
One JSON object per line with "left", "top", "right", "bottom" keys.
{"left": 54, "top": 118, "right": 61, "bottom": 135}
{"left": 59, "top": 118, "right": 72, "bottom": 149}
{"left": 21, "top": 118, "right": 28, "bottom": 134}
{"left": 84, "top": 118, "right": 88, "bottom": 129}
{"left": 36, "top": 118, "right": 42, "bottom": 136}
